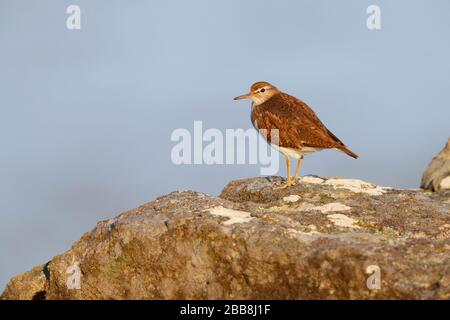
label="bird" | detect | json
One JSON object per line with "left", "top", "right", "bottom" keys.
{"left": 234, "top": 81, "right": 358, "bottom": 188}
{"left": 421, "top": 137, "right": 450, "bottom": 191}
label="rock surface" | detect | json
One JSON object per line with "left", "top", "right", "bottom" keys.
{"left": 421, "top": 137, "right": 450, "bottom": 191}
{"left": 2, "top": 176, "right": 450, "bottom": 300}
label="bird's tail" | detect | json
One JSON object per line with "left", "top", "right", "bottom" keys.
{"left": 338, "top": 146, "right": 359, "bottom": 159}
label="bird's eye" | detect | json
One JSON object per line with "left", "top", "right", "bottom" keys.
{"left": 260, "top": 88, "right": 266, "bottom": 93}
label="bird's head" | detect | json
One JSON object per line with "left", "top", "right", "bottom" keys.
{"left": 234, "top": 81, "right": 279, "bottom": 105}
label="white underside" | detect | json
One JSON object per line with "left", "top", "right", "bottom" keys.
{"left": 274, "top": 145, "right": 323, "bottom": 159}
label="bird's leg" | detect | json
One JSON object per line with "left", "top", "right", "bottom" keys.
{"left": 286, "top": 156, "right": 291, "bottom": 182}
{"left": 292, "top": 156, "right": 304, "bottom": 184}
{"left": 275, "top": 155, "right": 293, "bottom": 189}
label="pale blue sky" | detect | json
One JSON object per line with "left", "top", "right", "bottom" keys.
{"left": 1, "top": 0, "right": 449, "bottom": 290}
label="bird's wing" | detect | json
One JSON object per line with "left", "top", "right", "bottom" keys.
{"left": 251, "top": 103, "right": 303, "bottom": 149}
{"left": 280, "top": 93, "right": 348, "bottom": 147}
{"left": 251, "top": 93, "right": 346, "bottom": 150}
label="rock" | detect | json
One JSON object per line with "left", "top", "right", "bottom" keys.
{"left": 421, "top": 138, "right": 450, "bottom": 191}
{"left": 1, "top": 176, "right": 449, "bottom": 300}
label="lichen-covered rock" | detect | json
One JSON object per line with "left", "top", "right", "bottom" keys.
{"left": 2, "top": 176, "right": 449, "bottom": 300}
{"left": 421, "top": 138, "right": 450, "bottom": 191}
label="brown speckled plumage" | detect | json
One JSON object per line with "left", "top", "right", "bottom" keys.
{"left": 251, "top": 92, "right": 358, "bottom": 158}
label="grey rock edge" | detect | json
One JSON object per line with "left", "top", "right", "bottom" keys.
{"left": 1, "top": 176, "right": 449, "bottom": 300}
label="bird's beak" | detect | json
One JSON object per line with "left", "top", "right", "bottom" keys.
{"left": 233, "top": 92, "right": 252, "bottom": 101}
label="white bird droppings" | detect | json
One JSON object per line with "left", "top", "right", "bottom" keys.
{"left": 327, "top": 214, "right": 360, "bottom": 228}
{"left": 312, "top": 202, "right": 352, "bottom": 213}
{"left": 283, "top": 195, "right": 301, "bottom": 203}
{"left": 299, "top": 176, "right": 388, "bottom": 196}
{"left": 324, "top": 178, "right": 388, "bottom": 196}
{"left": 300, "top": 176, "right": 325, "bottom": 184}
{"left": 208, "top": 206, "right": 254, "bottom": 225}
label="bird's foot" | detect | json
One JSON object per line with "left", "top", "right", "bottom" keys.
{"left": 274, "top": 177, "right": 296, "bottom": 189}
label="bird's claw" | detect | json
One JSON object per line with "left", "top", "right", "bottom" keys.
{"left": 274, "top": 177, "right": 297, "bottom": 189}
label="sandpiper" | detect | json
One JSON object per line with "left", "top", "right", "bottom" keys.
{"left": 234, "top": 81, "right": 358, "bottom": 188}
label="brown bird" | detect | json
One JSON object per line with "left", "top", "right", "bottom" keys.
{"left": 421, "top": 137, "right": 450, "bottom": 191}
{"left": 234, "top": 81, "right": 358, "bottom": 188}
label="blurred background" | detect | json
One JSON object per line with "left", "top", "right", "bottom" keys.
{"left": 0, "top": 0, "right": 449, "bottom": 290}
